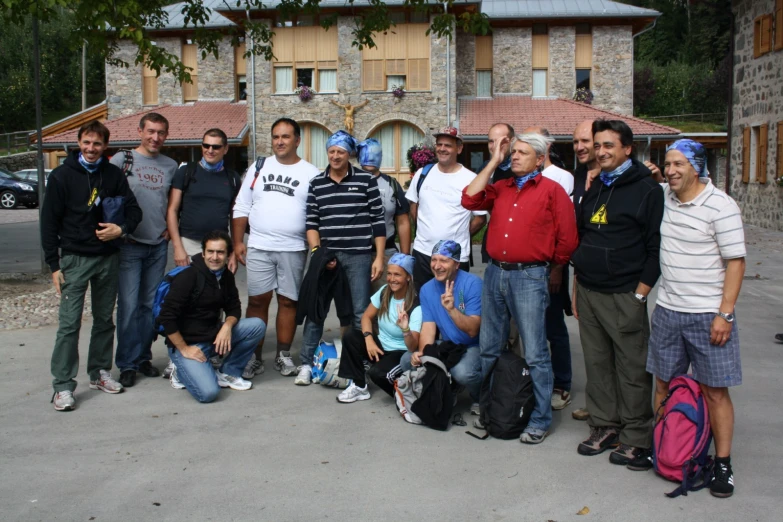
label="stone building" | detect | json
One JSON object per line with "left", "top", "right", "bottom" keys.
{"left": 97, "top": 0, "right": 661, "bottom": 182}
{"left": 730, "top": 0, "right": 783, "bottom": 231}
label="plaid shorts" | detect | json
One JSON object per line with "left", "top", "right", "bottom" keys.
{"left": 647, "top": 305, "right": 742, "bottom": 387}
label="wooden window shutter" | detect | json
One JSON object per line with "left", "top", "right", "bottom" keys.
{"left": 363, "top": 60, "right": 385, "bottom": 91}
{"left": 777, "top": 121, "right": 783, "bottom": 184}
{"left": 532, "top": 33, "right": 549, "bottom": 69}
{"left": 575, "top": 34, "right": 593, "bottom": 68}
{"left": 407, "top": 58, "right": 429, "bottom": 90}
{"left": 475, "top": 36, "right": 493, "bottom": 69}
{"left": 777, "top": 0, "right": 783, "bottom": 50}
{"left": 316, "top": 28, "right": 338, "bottom": 62}
{"left": 742, "top": 126, "right": 750, "bottom": 183}
{"left": 758, "top": 124, "right": 769, "bottom": 184}
{"left": 182, "top": 43, "right": 199, "bottom": 101}
{"left": 272, "top": 27, "right": 295, "bottom": 63}
{"left": 142, "top": 62, "right": 158, "bottom": 105}
{"left": 235, "top": 43, "right": 246, "bottom": 75}
{"left": 760, "top": 15, "right": 773, "bottom": 54}
{"left": 295, "top": 26, "right": 318, "bottom": 62}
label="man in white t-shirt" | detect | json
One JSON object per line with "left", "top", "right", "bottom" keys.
{"left": 406, "top": 126, "right": 486, "bottom": 292}
{"left": 232, "top": 118, "right": 320, "bottom": 379}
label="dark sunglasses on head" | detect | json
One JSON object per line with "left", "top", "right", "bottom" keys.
{"left": 202, "top": 143, "right": 223, "bottom": 150}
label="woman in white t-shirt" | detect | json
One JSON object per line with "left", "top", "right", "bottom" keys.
{"left": 336, "top": 253, "right": 421, "bottom": 403}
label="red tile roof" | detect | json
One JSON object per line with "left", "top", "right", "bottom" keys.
{"left": 42, "top": 101, "right": 248, "bottom": 146}
{"left": 458, "top": 96, "right": 679, "bottom": 138}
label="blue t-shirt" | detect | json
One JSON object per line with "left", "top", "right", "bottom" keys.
{"left": 420, "top": 270, "right": 482, "bottom": 346}
{"left": 370, "top": 285, "right": 422, "bottom": 351}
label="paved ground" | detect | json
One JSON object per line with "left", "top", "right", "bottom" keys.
{"left": 1, "top": 229, "right": 782, "bottom": 521}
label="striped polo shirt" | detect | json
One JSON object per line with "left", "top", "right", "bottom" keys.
{"left": 306, "top": 164, "right": 386, "bottom": 253}
{"left": 657, "top": 180, "right": 746, "bottom": 313}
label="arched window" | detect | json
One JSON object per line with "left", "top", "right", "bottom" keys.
{"left": 368, "top": 121, "right": 424, "bottom": 183}
{"left": 297, "top": 122, "right": 330, "bottom": 170}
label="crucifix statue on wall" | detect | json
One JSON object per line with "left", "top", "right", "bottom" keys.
{"left": 330, "top": 99, "right": 369, "bottom": 135}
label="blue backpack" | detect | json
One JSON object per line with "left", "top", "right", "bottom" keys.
{"left": 415, "top": 163, "right": 436, "bottom": 195}
{"left": 152, "top": 266, "right": 206, "bottom": 336}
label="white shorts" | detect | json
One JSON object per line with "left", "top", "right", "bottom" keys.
{"left": 247, "top": 248, "right": 306, "bottom": 300}
{"left": 180, "top": 236, "right": 203, "bottom": 258}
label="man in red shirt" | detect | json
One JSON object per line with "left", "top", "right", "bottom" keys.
{"left": 462, "top": 133, "right": 578, "bottom": 444}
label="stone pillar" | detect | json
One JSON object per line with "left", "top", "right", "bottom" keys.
{"left": 198, "top": 36, "right": 236, "bottom": 101}
{"left": 549, "top": 26, "right": 575, "bottom": 100}
{"left": 456, "top": 28, "right": 475, "bottom": 98}
{"left": 591, "top": 25, "right": 633, "bottom": 115}
{"left": 493, "top": 28, "right": 532, "bottom": 94}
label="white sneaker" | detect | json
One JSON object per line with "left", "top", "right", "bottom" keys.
{"left": 336, "top": 383, "right": 371, "bottom": 403}
{"left": 470, "top": 402, "right": 481, "bottom": 416}
{"left": 170, "top": 368, "right": 186, "bottom": 389}
{"left": 294, "top": 365, "right": 312, "bottom": 386}
{"left": 162, "top": 360, "right": 176, "bottom": 379}
{"left": 551, "top": 389, "right": 572, "bottom": 410}
{"left": 242, "top": 355, "right": 265, "bottom": 379}
{"left": 216, "top": 371, "right": 253, "bottom": 391}
{"left": 275, "top": 351, "right": 297, "bottom": 376}
{"left": 53, "top": 390, "right": 75, "bottom": 411}
{"left": 89, "top": 369, "right": 124, "bottom": 394}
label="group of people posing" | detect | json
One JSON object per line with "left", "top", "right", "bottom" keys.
{"left": 41, "top": 112, "right": 745, "bottom": 499}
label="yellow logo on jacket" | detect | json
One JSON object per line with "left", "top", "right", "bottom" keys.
{"left": 590, "top": 204, "right": 608, "bottom": 225}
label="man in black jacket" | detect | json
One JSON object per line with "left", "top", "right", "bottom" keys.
{"left": 41, "top": 121, "right": 142, "bottom": 411}
{"left": 570, "top": 120, "right": 663, "bottom": 469}
{"left": 157, "top": 230, "right": 266, "bottom": 403}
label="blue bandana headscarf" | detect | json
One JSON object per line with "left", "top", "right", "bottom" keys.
{"left": 600, "top": 159, "right": 633, "bottom": 187}
{"left": 389, "top": 252, "right": 415, "bottom": 277}
{"left": 326, "top": 130, "right": 358, "bottom": 156}
{"left": 666, "top": 139, "right": 709, "bottom": 179}
{"left": 78, "top": 153, "right": 103, "bottom": 173}
{"left": 498, "top": 155, "right": 511, "bottom": 171}
{"left": 357, "top": 138, "right": 382, "bottom": 169}
{"left": 514, "top": 168, "right": 542, "bottom": 189}
{"left": 432, "top": 240, "right": 461, "bottom": 262}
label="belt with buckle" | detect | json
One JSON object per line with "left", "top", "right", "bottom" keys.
{"left": 490, "top": 259, "right": 548, "bottom": 271}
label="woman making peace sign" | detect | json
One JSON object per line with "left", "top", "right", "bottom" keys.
{"left": 336, "top": 253, "right": 421, "bottom": 403}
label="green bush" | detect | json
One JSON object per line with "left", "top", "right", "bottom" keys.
{"left": 633, "top": 59, "right": 728, "bottom": 118}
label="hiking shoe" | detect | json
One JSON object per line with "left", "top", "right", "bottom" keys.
{"left": 626, "top": 448, "right": 654, "bottom": 471}
{"left": 609, "top": 443, "right": 646, "bottom": 466}
{"left": 119, "top": 370, "right": 136, "bottom": 388}
{"left": 275, "top": 351, "right": 297, "bottom": 376}
{"left": 52, "top": 390, "right": 75, "bottom": 411}
{"left": 162, "top": 360, "right": 176, "bottom": 379}
{"left": 710, "top": 460, "right": 734, "bottom": 498}
{"left": 473, "top": 417, "right": 485, "bottom": 429}
{"left": 294, "top": 365, "right": 312, "bottom": 386}
{"left": 336, "top": 383, "right": 371, "bottom": 403}
{"left": 89, "top": 370, "right": 124, "bottom": 394}
{"left": 775, "top": 333, "right": 783, "bottom": 343}
{"left": 170, "top": 368, "right": 186, "bottom": 389}
{"left": 242, "top": 355, "right": 265, "bottom": 379}
{"left": 572, "top": 407, "right": 589, "bottom": 421}
{"left": 209, "top": 355, "right": 222, "bottom": 369}
{"left": 216, "top": 371, "right": 253, "bottom": 391}
{"left": 577, "top": 426, "right": 620, "bottom": 456}
{"left": 520, "top": 428, "right": 549, "bottom": 445}
{"left": 138, "top": 361, "right": 160, "bottom": 377}
{"left": 470, "top": 402, "right": 481, "bottom": 416}
{"left": 551, "top": 388, "right": 572, "bottom": 410}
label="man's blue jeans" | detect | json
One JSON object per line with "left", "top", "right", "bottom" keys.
{"left": 479, "top": 263, "right": 552, "bottom": 432}
{"left": 300, "top": 251, "right": 371, "bottom": 367}
{"left": 115, "top": 240, "right": 168, "bottom": 371}
{"left": 398, "top": 346, "right": 482, "bottom": 401}
{"left": 169, "top": 318, "right": 266, "bottom": 403}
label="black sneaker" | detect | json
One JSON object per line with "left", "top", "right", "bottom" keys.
{"left": 577, "top": 426, "right": 620, "bottom": 456}
{"left": 119, "top": 370, "right": 136, "bottom": 388}
{"left": 609, "top": 443, "right": 647, "bottom": 466}
{"left": 626, "top": 448, "right": 653, "bottom": 471}
{"left": 138, "top": 361, "right": 161, "bottom": 377}
{"left": 710, "top": 460, "right": 734, "bottom": 498}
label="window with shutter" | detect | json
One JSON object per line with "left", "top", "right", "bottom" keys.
{"left": 754, "top": 14, "right": 774, "bottom": 57}
{"left": 363, "top": 23, "right": 429, "bottom": 91}
{"left": 777, "top": 0, "right": 783, "bottom": 50}
{"left": 235, "top": 43, "right": 246, "bottom": 101}
{"left": 142, "top": 61, "right": 158, "bottom": 106}
{"left": 742, "top": 126, "right": 750, "bottom": 183}
{"left": 182, "top": 43, "right": 199, "bottom": 101}
{"left": 759, "top": 124, "right": 768, "bottom": 184}
{"left": 272, "top": 26, "right": 338, "bottom": 93}
{"left": 475, "top": 35, "right": 492, "bottom": 97}
{"left": 369, "top": 121, "right": 425, "bottom": 184}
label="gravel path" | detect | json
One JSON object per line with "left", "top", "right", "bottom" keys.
{"left": 0, "top": 286, "right": 92, "bottom": 330}
{"left": 0, "top": 208, "right": 39, "bottom": 225}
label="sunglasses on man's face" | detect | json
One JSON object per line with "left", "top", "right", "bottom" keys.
{"left": 202, "top": 143, "right": 223, "bottom": 150}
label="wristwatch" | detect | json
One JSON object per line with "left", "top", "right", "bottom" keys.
{"left": 717, "top": 311, "right": 735, "bottom": 323}
{"left": 634, "top": 293, "right": 647, "bottom": 303}
{"left": 363, "top": 331, "right": 373, "bottom": 338}
{"left": 119, "top": 224, "right": 128, "bottom": 239}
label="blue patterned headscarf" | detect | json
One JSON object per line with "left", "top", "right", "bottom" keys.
{"left": 515, "top": 168, "right": 541, "bottom": 189}
{"left": 667, "top": 139, "right": 709, "bottom": 179}
{"left": 326, "top": 130, "right": 358, "bottom": 156}
{"left": 431, "top": 240, "right": 461, "bottom": 262}
{"left": 357, "top": 138, "right": 383, "bottom": 169}
{"left": 388, "top": 252, "right": 415, "bottom": 277}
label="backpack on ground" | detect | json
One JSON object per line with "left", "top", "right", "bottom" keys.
{"left": 151, "top": 266, "right": 206, "bottom": 336}
{"left": 475, "top": 350, "right": 535, "bottom": 440}
{"left": 653, "top": 374, "right": 714, "bottom": 498}
{"left": 393, "top": 355, "right": 453, "bottom": 431}
{"left": 414, "top": 163, "right": 436, "bottom": 196}
{"left": 311, "top": 339, "right": 351, "bottom": 389}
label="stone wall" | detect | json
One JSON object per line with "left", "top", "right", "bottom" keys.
{"left": 591, "top": 25, "right": 633, "bottom": 115}
{"left": 729, "top": 0, "right": 783, "bottom": 231}
{"left": 456, "top": 28, "right": 475, "bottom": 98}
{"left": 492, "top": 28, "right": 532, "bottom": 94}
{"left": 549, "top": 26, "right": 575, "bottom": 99}
{"left": 198, "top": 37, "right": 236, "bottom": 101}
{"left": 0, "top": 152, "right": 38, "bottom": 171}
{"left": 249, "top": 16, "right": 455, "bottom": 158}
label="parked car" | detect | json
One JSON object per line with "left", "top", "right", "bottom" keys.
{"left": 14, "top": 168, "right": 51, "bottom": 186}
{"left": 0, "top": 167, "right": 39, "bottom": 209}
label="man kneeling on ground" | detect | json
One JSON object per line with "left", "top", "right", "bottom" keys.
{"left": 157, "top": 230, "right": 266, "bottom": 402}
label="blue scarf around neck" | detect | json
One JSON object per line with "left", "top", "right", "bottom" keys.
{"left": 514, "top": 168, "right": 541, "bottom": 189}
{"left": 599, "top": 159, "right": 632, "bottom": 187}
{"left": 78, "top": 153, "right": 103, "bottom": 173}
{"left": 211, "top": 267, "right": 225, "bottom": 281}
{"left": 200, "top": 158, "right": 224, "bottom": 172}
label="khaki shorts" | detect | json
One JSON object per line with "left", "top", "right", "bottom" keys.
{"left": 247, "top": 248, "right": 306, "bottom": 300}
